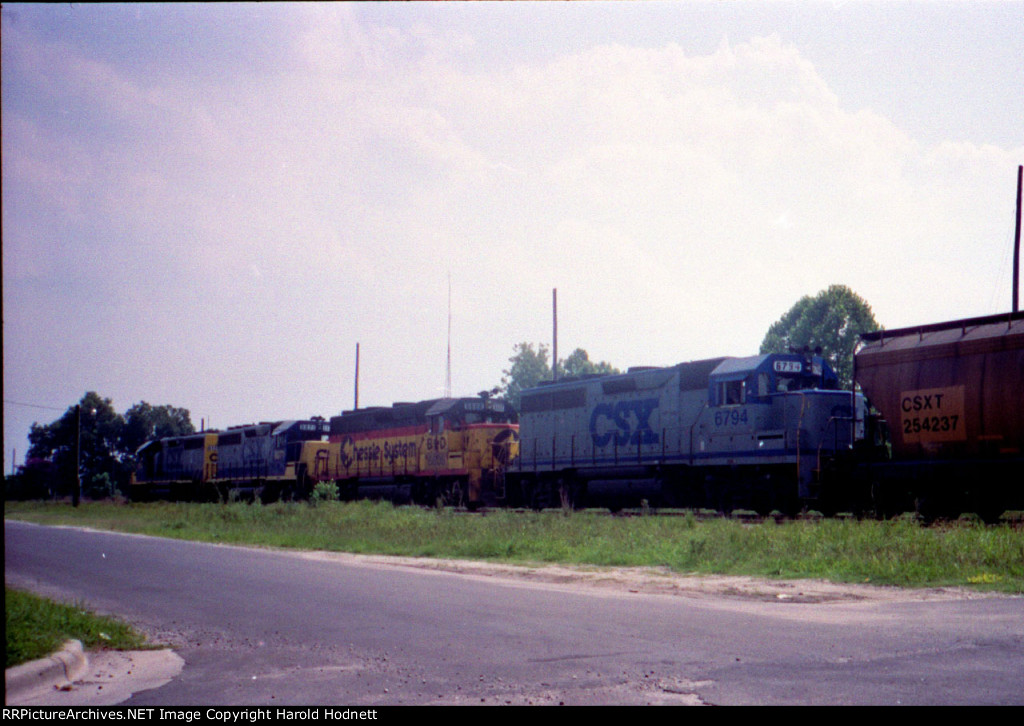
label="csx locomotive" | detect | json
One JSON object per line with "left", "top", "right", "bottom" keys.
{"left": 132, "top": 419, "right": 331, "bottom": 502}
{"left": 510, "top": 311, "right": 1023, "bottom": 517}
{"left": 132, "top": 311, "right": 1023, "bottom": 518}
{"left": 510, "top": 351, "right": 865, "bottom": 513}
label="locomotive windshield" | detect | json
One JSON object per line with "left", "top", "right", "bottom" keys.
{"left": 711, "top": 354, "right": 839, "bottom": 405}
{"left": 461, "top": 400, "right": 516, "bottom": 425}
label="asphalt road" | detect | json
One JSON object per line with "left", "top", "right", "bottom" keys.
{"left": 5, "top": 520, "right": 1024, "bottom": 705}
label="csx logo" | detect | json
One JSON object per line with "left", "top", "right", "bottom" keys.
{"left": 589, "top": 399, "right": 660, "bottom": 448}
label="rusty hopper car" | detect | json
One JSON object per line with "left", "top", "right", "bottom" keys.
{"left": 855, "top": 311, "right": 1024, "bottom": 518}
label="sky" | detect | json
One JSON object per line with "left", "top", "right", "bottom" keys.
{"left": 3, "top": 1, "right": 1023, "bottom": 474}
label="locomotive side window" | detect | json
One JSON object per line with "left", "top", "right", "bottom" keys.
{"left": 720, "top": 380, "right": 745, "bottom": 405}
{"left": 777, "top": 373, "right": 812, "bottom": 392}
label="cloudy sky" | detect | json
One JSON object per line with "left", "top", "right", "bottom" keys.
{"left": 3, "top": 2, "right": 1022, "bottom": 472}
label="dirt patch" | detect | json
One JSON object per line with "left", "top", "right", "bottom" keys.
{"left": 294, "top": 550, "right": 995, "bottom": 605}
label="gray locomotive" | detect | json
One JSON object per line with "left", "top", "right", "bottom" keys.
{"left": 511, "top": 351, "right": 866, "bottom": 513}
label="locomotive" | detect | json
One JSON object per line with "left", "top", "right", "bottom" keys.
{"left": 132, "top": 418, "right": 331, "bottom": 501}
{"left": 131, "top": 397, "right": 519, "bottom": 507}
{"left": 509, "top": 310, "right": 1023, "bottom": 517}
{"left": 509, "top": 351, "right": 866, "bottom": 513}
{"left": 307, "top": 396, "right": 519, "bottom": 507}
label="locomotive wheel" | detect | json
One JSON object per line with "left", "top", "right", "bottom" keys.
{"left": 411, "top": 482, "right": 431, "bottom": 506}
{"left": 442, "top": 480, "right": 465, "bottom": 508}
{"left": 294, "top": 466, "right": 313, "bottom": 501}
{"left": 558, "top": 480, "right": 573, "bottom": 510}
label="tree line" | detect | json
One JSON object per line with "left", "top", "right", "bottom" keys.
{"left": 5, "top": 285, "right": 878, "bottom": 501}
{"left": 6, "top": 393, "right": 194, "bottom": 500}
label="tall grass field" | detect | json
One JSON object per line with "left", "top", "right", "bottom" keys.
{"left": 5, "top": 500, "right": 1023, "bottom": 592}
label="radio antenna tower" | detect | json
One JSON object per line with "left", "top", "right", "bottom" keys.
{"left": 445, "top": 271, "right": 453, "bottom": 398}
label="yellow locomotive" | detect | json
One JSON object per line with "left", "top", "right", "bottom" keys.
{"left": 297, "top": 397, "right": 519, "bottom": 507}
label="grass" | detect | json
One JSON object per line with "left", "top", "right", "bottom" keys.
{"left": 5, "top": 587, "right": 154, "bottom": 668}
{"left": 6, "top": 499, "right": 1024, "bottom": 593}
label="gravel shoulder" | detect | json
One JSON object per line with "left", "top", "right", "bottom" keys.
{"left": 292, "top": 549, "right": 1003, "bottom": 605}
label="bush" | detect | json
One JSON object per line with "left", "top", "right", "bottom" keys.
{"left": 85, "top": 472, "right": 118, "bottom": 500}
{"left": 311, "top": 481, "right": 339, "bottom": 506}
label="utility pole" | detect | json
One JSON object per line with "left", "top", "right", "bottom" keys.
{"left": 446, "top": 272, "right": 452, "bottom": 398}
{"left": 354, "top": 343, "right": 360, "bottom": 410}
{"left": 552, "top": 288, "right": 558, "bottom": 382}
{"left": 1014, "top": 165, "right": 1021, "bottom": 313}
{"left": 73, "top": 405, "right": 81, "bottom": 507}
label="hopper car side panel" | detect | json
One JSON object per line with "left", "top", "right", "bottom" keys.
{"left": 855, "top": 312, "right": 1024, "bottom": 517}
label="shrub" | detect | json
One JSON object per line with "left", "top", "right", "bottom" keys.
{"left": 85, "top": 472, "right": 117, "bottom": 500}
{"left": 311, "top": 481, "right": 339, "bottom": 506}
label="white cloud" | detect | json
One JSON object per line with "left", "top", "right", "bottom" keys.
{"left": 3, "top": 5, "right": 1020, "bottom": 471}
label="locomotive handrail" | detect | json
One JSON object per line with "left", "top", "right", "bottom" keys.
{"left": 689, "top": 401, "right": 709, "bottom": 467}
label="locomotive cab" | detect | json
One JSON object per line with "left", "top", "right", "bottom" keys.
{"left": 425, "top": 398, "right": 520, "bottom": 507}
{"left": 709, "top": 352, "right": 839, "bottom": 407}
{"left": 704, "top": 353, "right": 860, "bottom": 508}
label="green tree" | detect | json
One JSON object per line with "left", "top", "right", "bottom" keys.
{"left": 498, "top": 343, "right": 552, "bottom": 411}
{"left": 22, "top": 394, "right": 194, "bottom": 499}
{"left": 121, "top": 402, "right": 194, "bottom": 456}
{"left": 497, "top": 344, "right": 621, "bottom": 410}
{"left": 558, "top": 348, "right": 620, "bottom": 379}
{"left": 119, "top": 402, "right": 195, "bottom": 484}
{"left": 27, "top": 392, "right": 126, "bottom": 498}
{"left": 759, "top": 285, "right": 881, "bottom": 389}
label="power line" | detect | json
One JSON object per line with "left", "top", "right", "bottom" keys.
{"left": 4, "top": 399, "right": 66, "bottom": 412}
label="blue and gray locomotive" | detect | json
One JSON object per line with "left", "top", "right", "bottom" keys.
{"left": 510, "top": 352, "right": 864, "bottom": 513}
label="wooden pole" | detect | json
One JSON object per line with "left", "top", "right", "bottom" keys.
{"left": 74, "top": 404, "right": 81, "bottom": 507}
{"left": 552, "top": 288, "right": 558, "bottom": 382}
{"left": 1014, "top": 165, "right": 1021, "bottom": 313}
